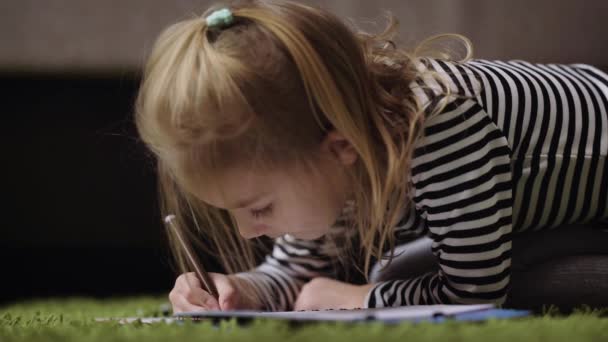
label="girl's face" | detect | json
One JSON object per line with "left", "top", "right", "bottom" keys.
{"left": 197, "top": 131, "right": 358, "bottom": 240}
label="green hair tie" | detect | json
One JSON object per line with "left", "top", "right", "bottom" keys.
{"left": 205, "top": 8, "right": 234, "bottom": 28}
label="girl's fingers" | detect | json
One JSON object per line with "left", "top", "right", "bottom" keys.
{"left": 185, "top": 286, "right": 220, "bottom": 309}
{"left": 211, "top": 274, "right": 238, "bottom": 310}
{"left": 172, "top": 294, "right": 208, "bottom": 313}
{"left": 180, "top": 272, "right": 201, "bottom": 289}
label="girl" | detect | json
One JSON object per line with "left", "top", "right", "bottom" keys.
{"left": 135, "top": 0, "right": 608, "bottom": 312}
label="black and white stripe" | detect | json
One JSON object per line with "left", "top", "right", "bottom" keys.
{"left": 234, "top": 58, "right": 608, "bottom": 310}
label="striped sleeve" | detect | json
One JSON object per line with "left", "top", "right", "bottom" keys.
{"left": 231, "top": 234, "right": 334, "bottom": 311}
{"left": 230, "top": 204, "right": 355, "bottom": 311}
{"left": 364, "top": 98, "right": 514, "bottom": 307}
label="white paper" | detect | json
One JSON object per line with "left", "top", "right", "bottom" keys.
{"left": 96, "top": 304, "right": 496, "bottom": 324}
{"left": 174, "top": 304, "right": 495, "bottom": 322}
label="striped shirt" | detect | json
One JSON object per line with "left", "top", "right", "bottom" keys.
{"left": 233, "top": 58, "right": 608, "bottom": 311}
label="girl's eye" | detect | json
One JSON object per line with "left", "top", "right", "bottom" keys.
{"left": 250, "top": 204, "right": 273, "bottom": 219}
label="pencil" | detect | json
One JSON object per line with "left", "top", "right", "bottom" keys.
{"left": 164, "top": 214, "right": 220, "bottom": 301}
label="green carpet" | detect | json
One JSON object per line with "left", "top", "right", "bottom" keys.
{"left": 1, "top": 296, "right": 607, "bottom": 342}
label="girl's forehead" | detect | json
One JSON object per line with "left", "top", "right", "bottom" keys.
{"left": 196, "top": 165, "right": 313, "bottom": 209}
{"left": 196, "top": 169, "right": 275, "bottom": 205}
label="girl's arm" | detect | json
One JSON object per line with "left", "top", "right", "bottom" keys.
{"left": 365, "top": 100, "right": 514, "bottom": 307}
{"left": 230, "top": 231, "right": 337, "bottom": 311}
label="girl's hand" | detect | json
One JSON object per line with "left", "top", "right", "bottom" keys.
{"left": 293, "top": 277, "right": 376, "bottom": 311}
{"left": 169, "top": 272, "right": 262, "bottom": 313}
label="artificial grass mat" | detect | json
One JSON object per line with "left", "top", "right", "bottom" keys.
{"left": 1, "top": 296, "right": 607, "bottom": 342}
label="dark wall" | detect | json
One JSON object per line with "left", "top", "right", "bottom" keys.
{"left": 1, "top": 72, "right": 197, "bottom": 303}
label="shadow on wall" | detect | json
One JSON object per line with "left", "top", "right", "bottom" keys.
{"left": 1, "top": 72, "right": 211, "bottom": 303}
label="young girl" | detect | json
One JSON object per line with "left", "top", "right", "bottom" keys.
{"left": 135, "top": 0, "right": 608, "bottom": 312}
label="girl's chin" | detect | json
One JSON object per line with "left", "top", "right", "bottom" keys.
{"left": 288, "top": 229, "right": 327, "bottom": 241}
{"left": 266, "top": 225, "right": 330, "bottom": 240}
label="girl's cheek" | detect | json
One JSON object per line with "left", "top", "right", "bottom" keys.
{"left": 231, "top": 212, "right": 252, "bottom": 229}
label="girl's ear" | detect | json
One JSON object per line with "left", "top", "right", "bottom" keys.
{"left": 321, "top": 130, "right": 358, "bottom": 166}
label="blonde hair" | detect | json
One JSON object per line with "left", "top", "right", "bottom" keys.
{"left": 135, "top": 0, "right": 474, "bottom": 296}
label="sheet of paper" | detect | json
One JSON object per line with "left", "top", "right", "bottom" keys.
{"left": 372, "top": 304, "right": 494, "bottom": 321}
{"left": 174, "top": 304, "right": 495, "bottom": 322}
{"left": 96, "top": 304, "right": 497, "bottom": 324}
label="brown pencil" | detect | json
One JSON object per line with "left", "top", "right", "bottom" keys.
{"left": 164, "top": 214, "right": 219, "bottom": 302}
